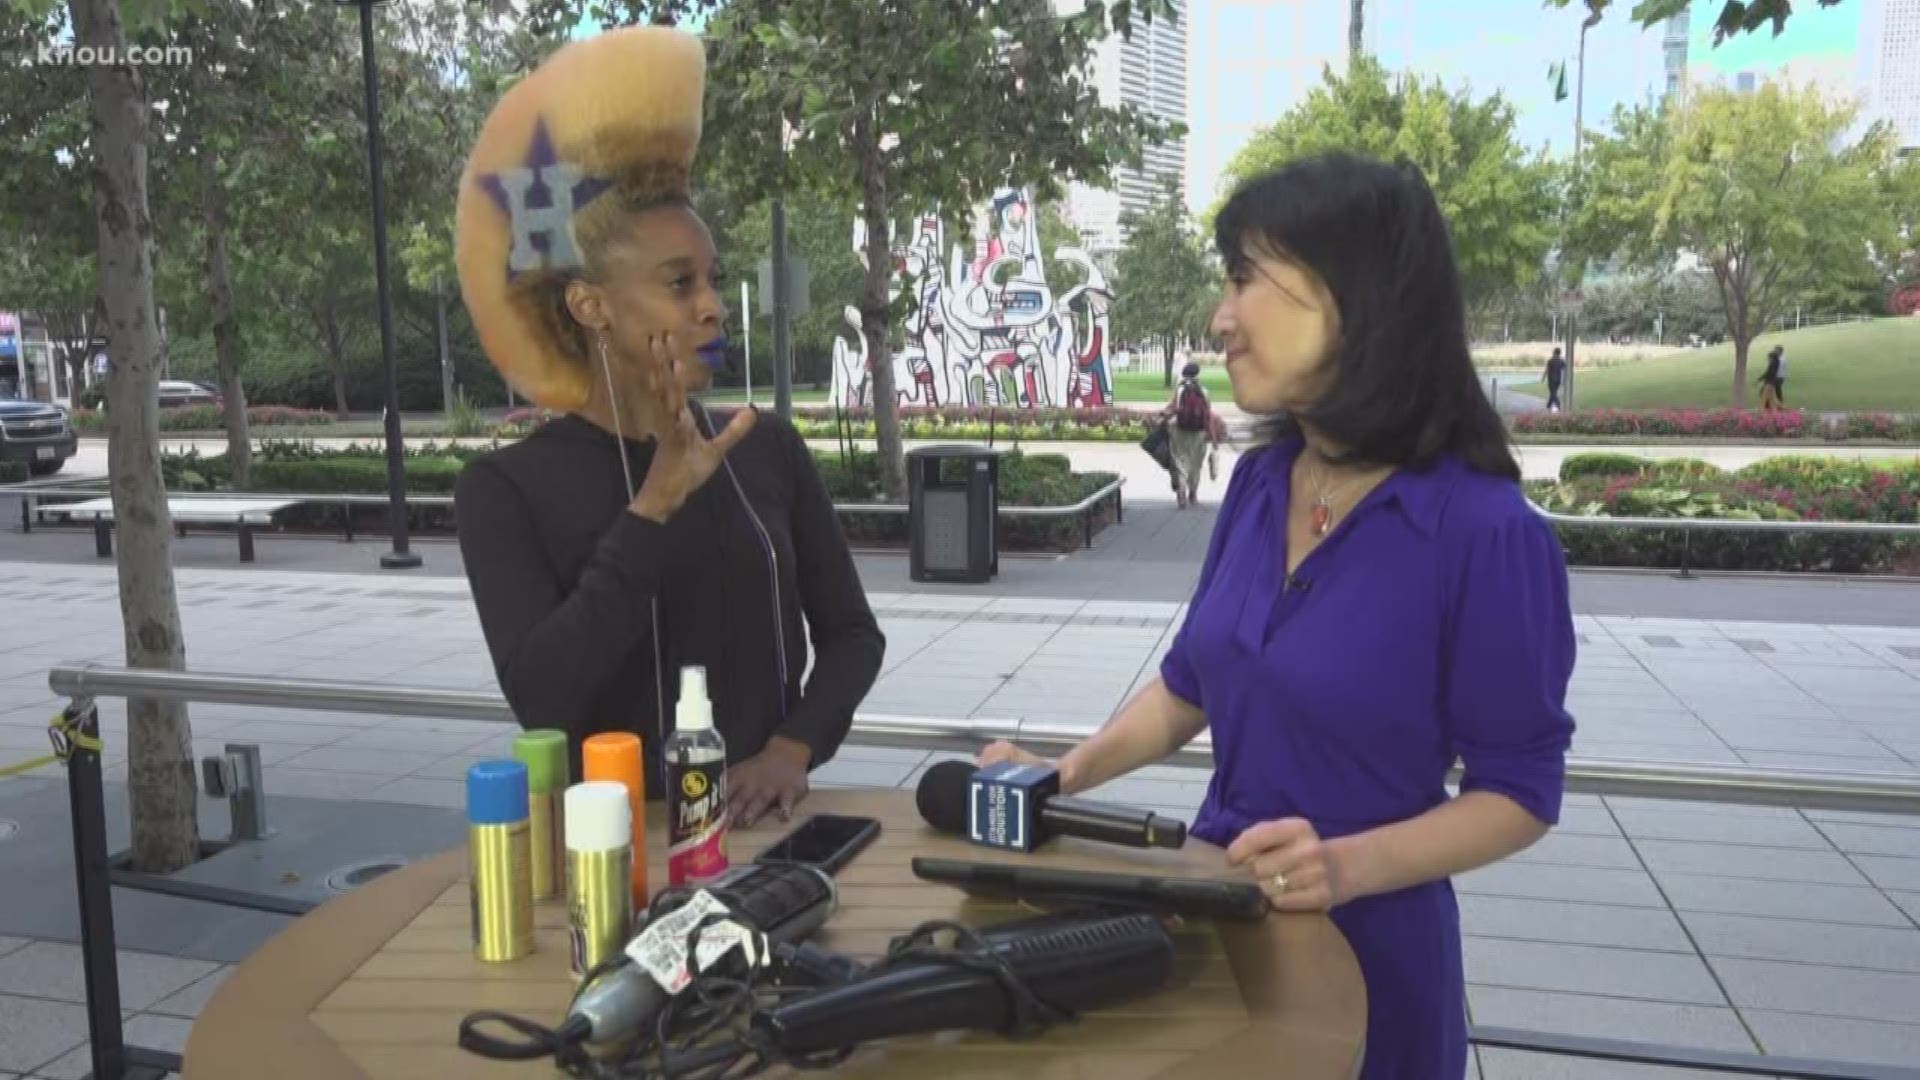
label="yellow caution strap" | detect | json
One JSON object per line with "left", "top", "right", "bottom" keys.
{"left": 0, "top": 710, "right": 104, "bottom": 779}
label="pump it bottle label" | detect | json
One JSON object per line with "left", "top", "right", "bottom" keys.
{"left": 667, "top": 756, "right": 728, "bottom": 885}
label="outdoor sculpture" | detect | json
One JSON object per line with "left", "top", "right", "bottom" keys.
{"left": 830, "top": 188, "right": 1115, "bottom": 411}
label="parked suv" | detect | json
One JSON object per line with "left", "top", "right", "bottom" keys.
{"left": 0, "top": 394, "right": 77, "bottom": 476}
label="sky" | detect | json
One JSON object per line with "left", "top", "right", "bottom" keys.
{"left": 1184, "top": 0, "right": 1869, "bottom": 208}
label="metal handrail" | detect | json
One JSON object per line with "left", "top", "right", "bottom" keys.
{"left": 1534, "top": 504, "right": 1920, "bottom": 535}
{"left": 44, "top": 663, "right": 1920, "bottom": 816}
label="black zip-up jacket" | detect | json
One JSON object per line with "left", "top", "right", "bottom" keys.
{"left": 454, "top": 408, "right": 885, "bottom": 797}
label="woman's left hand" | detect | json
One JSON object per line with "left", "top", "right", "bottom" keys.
{"left": 728, "top": 736, "right": 811, "bottom": 829}
{"left": 1226, "top": 817, "right": 1347, "bottom": 912}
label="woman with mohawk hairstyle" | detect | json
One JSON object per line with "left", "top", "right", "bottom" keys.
{"left": 452, "top": 27, "right": 884, "bottom": 829}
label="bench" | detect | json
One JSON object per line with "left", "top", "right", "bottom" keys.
{"left": 49, "top": 497, "right": 302, "bottom": 563}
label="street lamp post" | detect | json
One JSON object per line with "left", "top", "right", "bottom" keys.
{"left": 338, "top": 0, "right": 420, "bottom": 570}
{"left": 771, "top": 118, "right": 796, "bottom": 420}
{"left": 1573, "top": 16, "right": 1592, "bottom": 174}
{"left": 1564, "top": 14, "right": 1598, "bottom": 411}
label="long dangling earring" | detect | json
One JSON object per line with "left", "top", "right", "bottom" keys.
{"left": 597, "top": 331, "right": 637, "bottom": 498}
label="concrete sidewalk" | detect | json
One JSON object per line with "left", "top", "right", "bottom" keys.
{"left": 4, "top": 558, "right": 1920, "bottom": 1076}
{"left": 49, "top": 434, "right": 1920, "bottom": 493}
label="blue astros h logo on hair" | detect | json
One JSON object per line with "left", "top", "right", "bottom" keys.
{"left": 476, "top": 117, "right": 612, "bottom": 276}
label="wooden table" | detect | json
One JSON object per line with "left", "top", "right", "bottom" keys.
{"left": 183, "top": 789, "right": 1367, "bottom": 1079}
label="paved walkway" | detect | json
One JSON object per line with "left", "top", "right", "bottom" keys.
{"left": 3, "top": 555, "right": 1920, "bottom": 1076}
{"left": 47, "top": 434, "right": 1920, "bottom": 495}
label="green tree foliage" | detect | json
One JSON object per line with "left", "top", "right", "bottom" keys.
{"left": 1566, "top": 82, "right": 1917, "bottom": 405}
{"left": 529, "top": 0, "right": 1183, "bottom": 500}
{"left": 1113, "top": 181, "right": 1219, "bottom": 388}
{"left": 1550, "top": 1, "right": 1848, "bottom": 42}
{"left": 709, "top": 189, "right": 867, "bottom": 389}
{"left": 1219, "top": 57, "right": 1559, "bottom": 306}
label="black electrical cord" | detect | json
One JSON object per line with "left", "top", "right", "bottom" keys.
{"left": 461, "top": 895, "right": 1084, "bottom": 1080}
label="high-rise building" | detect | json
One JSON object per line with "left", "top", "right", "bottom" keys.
{"left": 1185, "top": 0, "right": 1347, "bottom": 218}
{"left": 1662, "top": 10, "right": 1690, "bottom": 98}
{"left": 1056, "top": 0, "right": 1189, "bottom": 255}
{"left": 1862, "top": 0, "right": 1920, "bottom": 149}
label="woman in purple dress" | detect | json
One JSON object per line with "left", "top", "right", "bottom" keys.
{"left": 980, "top": 153, "right": 1576, "bottom": 1078}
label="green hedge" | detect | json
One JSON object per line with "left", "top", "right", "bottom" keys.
{"left": 818, "top": 448, "right": 1117, "bottom": 551}
{"left": 70, "top": 405, "right": 336, "bottom": 433}
{"left": 1557, "top": 453, "right": 1726, "bottom": 483}
{"left": 157, "top": 443, "right": 1119, "bottom": 551}
{"left": 1557, "top": 453, "right": 1653, "bottom": 481}
{"left": 1532, "top": 456, "right": 1920, "bottom": 573}
{"left": 251, "top": 455, "right": 466, "bottom": 494}
{"left": 794, "top": 406, "right": 1151, "bottom": 443}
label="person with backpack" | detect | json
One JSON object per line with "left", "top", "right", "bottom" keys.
{"left": 1163, "top": 361, "right": 1217, "bottom": 508}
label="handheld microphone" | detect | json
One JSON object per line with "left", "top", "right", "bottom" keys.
{"left": 915, "top": 760, "right": 1187, "bottom": 852}
{"left": 754, "top": 912, "right": 1177, "bottom": 1055}
{"left": 566, "top": 860, "right": 835, "bottom": 1044}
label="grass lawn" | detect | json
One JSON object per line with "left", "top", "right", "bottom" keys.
{"left": 704, "top": 387, "right": 830, "bottom": 406}
{"left": 1562, "top": 318, "right": 1920, "bottom": 411}
{"left": 1111, "top": 368, "right": 1229, "bottom": 403}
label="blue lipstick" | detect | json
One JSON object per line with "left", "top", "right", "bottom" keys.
{"left": 696, "top": 338, "right": 729, "bottom": 370}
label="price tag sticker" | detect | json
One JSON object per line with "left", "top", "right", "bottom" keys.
{"left": 626, "top": 891, "right": 757, "bottom": 994}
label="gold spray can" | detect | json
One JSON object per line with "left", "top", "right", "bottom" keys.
{"left": 564, "top": 781, "right": 634, "bottom": 977}
{"left": 467, "top": 760, "right": 535, "bottom": 963}
{"left": 513, "top": 730, "right": 569, "bottom": 901}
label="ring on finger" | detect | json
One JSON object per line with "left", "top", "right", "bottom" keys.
{"left": 1269, "top": 871, "right": 1288, "bottom": 893}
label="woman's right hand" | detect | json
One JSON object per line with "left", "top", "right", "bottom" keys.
{"left": 977, "top": 740, "right": 1084, "bottom": 793}
{"left": 977, "top": 739, "right": 1053, "bottom": 770}
{"left": 629, "top": 332, "right": 757, "bottom": 522}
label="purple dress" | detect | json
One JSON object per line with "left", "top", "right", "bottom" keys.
{"left": 1162, "top": 436, "right": 1576, "bottom": 1079}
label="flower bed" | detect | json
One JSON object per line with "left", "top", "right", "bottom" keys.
{"left": 1512, "top": 408, "right": 1920, "bottom": 442}
{"left": 793, "top": 406, "right": 1151, "bottom": 443}
{"left": 70, "top": 405, "right": 336, "bottom": 433}
{"left": 158, "top": 441, "right": 1118, "bottom": 552}
{"left": 1531, "top": 455, "right": 1920, "bottom": 573}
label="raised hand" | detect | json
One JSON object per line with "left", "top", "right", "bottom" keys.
{"left": 627, "top": 331, "right": 757, "bottom": 523}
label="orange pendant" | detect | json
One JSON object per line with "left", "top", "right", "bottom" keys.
{"left": 1309, "top": 502, "right": 1331, "bottom": 536}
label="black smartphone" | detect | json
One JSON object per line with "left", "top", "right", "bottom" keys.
{"left": 753, "top": 813, "right": 881, "bottom": 875}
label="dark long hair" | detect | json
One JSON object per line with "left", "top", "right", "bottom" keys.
{"left": 1214, "top": 153, "right": 1519, "bottom": 480}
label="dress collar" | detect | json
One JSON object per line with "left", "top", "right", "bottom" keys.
{"left": 1254, "top": 435, "right": 1456, "bottom": 540}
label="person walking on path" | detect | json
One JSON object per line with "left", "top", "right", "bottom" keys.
{"left": 1163, "top": 361, "right": 1218, "bottom": 508}
{"left": 1757, "top": 345, "right": 1786, "bottom": 410}
{"left": 1544, "top": 347, "right": 1566, "bottom": 411}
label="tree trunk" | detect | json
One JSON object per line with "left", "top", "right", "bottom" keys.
{"left": 68, "top": 0, "right": 198, "bottom": 875}
{"left": 322, "top": 300, "right": 350, "bottom": 418}
{"left": 1162, "top": 334, "right": 1175, "bottom": 388}
{"left": 1730, "top": 333, "right": 1751, "bottom": 409}
{"left": 201, "top": 153, "right": 251, "bottom": 488}
{"left": 1349, "top": 0, "right": 1365, "bottom": 60}
{"left": 854, "top": 113, "right": 907, "bottom": 502}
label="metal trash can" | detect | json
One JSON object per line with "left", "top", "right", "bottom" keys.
{"left": 908, "top": 445, "right": 1001, "bottom": 584}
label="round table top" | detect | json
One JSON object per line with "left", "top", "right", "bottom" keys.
{"left": 182, "top": 788, "right": 1366, "bottom": 1079}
